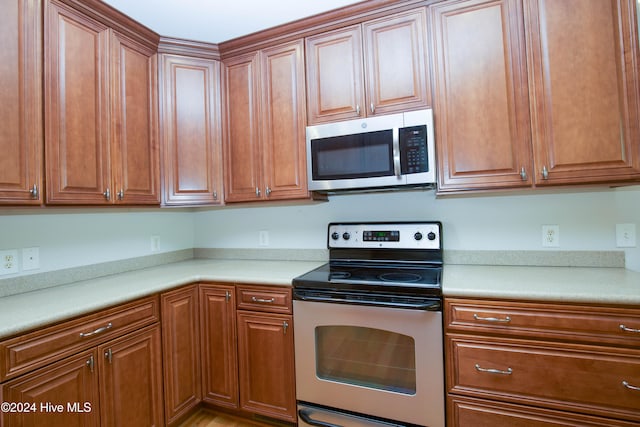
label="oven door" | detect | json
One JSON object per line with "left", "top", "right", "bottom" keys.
{"left": 293, "top": 300, "right": 445, "bottom": 427}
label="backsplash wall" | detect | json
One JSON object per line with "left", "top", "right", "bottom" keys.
{"left": 194, "top": 186, "right": 640, "bottom": 271}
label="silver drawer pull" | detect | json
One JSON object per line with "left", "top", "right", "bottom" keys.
{"left": 623, "top": 381, "right": 640, "bottom": 391}
{"left": 79, "top": 322, "right": 113, "bottom": 337}
{"left": 473, "top": 314, "right": 511, "bottom": 323}
{"left": 251, "top": 297, "right": 275, "bottom": 303}
{"left": 620, "top": 324, "right": 640, "bottom": 333}
{"left": 475, "top": 364, "right": 513, "bottom": 375}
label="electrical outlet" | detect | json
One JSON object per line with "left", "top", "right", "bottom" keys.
{"left": 150, "top": 235, "right": 160, "bottom": 252}
{"left": 616, "top": 224, "right": 637, "bottom": 247}
{"left": 0, "top": 249, "right": 19, "bottom": 275}
{"left": 542, "top": 225, "right": 560, "bottom": 247}
{"left": 259, "top": 230, "right": 269, "bottom": 247}
{"left": 22, "top": 247, "right": 40, "bottom": 271}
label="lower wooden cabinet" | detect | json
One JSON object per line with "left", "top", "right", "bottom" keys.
{"left": 445, "top": 298, "right": 640, "bottom": 426}
{"left": 161, "top": 285, "right": 202, "bottom": 424}
{"left": 237, "top": 311, "right": 296, "bottom": 422}
{"left": 1, "top": 325, "right": 163, "bottom": 427}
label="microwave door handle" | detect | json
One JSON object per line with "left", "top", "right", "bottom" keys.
{"left": 392, "top": 127, "right": 401, "bottom": 178}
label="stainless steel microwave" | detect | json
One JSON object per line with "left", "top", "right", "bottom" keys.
{"left": 306, "top": 109, "right": 436, "bottom": 192}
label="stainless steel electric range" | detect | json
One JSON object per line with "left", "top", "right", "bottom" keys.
{"left": 293, "top": 222, "right": 445, "bottom": 427}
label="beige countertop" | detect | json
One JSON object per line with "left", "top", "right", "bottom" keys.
{"left": 0, "top": 258, "right": 638, "bottom": 340}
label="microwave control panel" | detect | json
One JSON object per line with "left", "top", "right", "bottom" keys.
{"left": 399, "top": 125, "right": 429, "bottom": 174}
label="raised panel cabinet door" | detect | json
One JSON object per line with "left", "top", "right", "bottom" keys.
{"left": 1, "top": 350, "right": 100, "bottom": 427}
{"left": 363, "top": 8, "right": 430, "bottom": 116}
{"left": 305, "top": 25, "right": 365, "bottom": 124}
{"left": 161, "top": 285, "right": 201, "bottom": 425}
{"left": 111, "top": 31, "right": 160, "bottom": 205}
{"left": 161, "top": 54, "right": 223, "bottom": 205}
{"left": 525, "top": 0, "right": 640, "bottom": 185}
{"left": 199, "top": 284, "right": 238, "bottom": 408}
{"left": 98, "top": 326, "right": 164, "bottom": 427}
{"left": 45, "top": 0, "right": 111, "bottom": 204}
{"left": 223, "top": 52, "right": 263, "bottom": 202}
{"left": 431, "top": 0, "right": 533, "bottom": 192}
{"left": 0, "top": 0, "right": 42, "bottom": 204}
{"left": 260, "top": 40, "right": 308, "bottom": 200}
{"left": 237, "top": 312, "right": 296, "bottom": 423}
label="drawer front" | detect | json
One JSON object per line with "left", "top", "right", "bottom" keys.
{"left": 0, "top": 295, "right": 159, "bottom": 382}
{"left": 446, "top": 298, "right": 640, "bottom": 347}
{"left": 236, "top": 285, "right": 292, "bottom": 314}
{"left": 448, "top": 395, "right": 640, "bottom": 427}
{"left": 447, "top": 335, "right": 640, "bottom": 422}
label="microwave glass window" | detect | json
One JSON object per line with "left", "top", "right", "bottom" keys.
{"left": 314, "top": 325, "right": 417, "bottom": 395}
{"left": 311, "top": 130, "right": 394, "bottom": 180}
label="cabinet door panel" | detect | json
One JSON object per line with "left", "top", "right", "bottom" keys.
{"left": 161, "top": 285, "right": 201, "bottom": 424}
{"left": 45, "top": 1, "right": 111, "bottom": 204}
{"left": 237, "top": 312, "right": 296, "bottom": 422}
{"left": 364, "top": 8, "right": 430, "bottom": 116}
{"left": 111, "top": 32, "right": 159, "bottom": 204}
{"left": 2, "top": 350, "right": 99, "bottom": 427}
{"left": 0, "top": 0, "right": 42, "bottom": 204}
{"left": 98, "top": 326, "right": 163, "bottom": 427}
{"left": 526, "top": 0, "right": 640, "bottom": 184}
{"left": 305, "top": 25, "right": 364, "bottom": 124}
{"left": 199, "top": 284, "right": 238, "bottom": 408}
{"left": 162, "top": 55, "right": 223, "bottom": 205}
{"left": 432, "top": 0, "right": 533, "bottom": 192}
{"left": 261, "top": 40, "right": 308, "bottom": 200}
{"left": 223, "top": 52, "right": 262, "bottom": 202}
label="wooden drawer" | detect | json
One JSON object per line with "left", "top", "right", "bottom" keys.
{"left": 447, "top": 335, "right": 640, "bottom": 423}
{"left": 0, "top": 295, "right": 159, "bottom": 382}
{"left": 236, "top": 285, "right": 292, "bottom": 314}
{"left": 448, "top": 395, "right": 640, "bottom": 427}
{"left": 446, "top": 298, "right": 640, "bottom": 347}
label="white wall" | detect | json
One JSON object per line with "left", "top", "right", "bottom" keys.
{"left": 0, "top": 209, "right": 194, "bottom": 276}
{"left": 193, "top": 186, "right": 640, "bottom": 271}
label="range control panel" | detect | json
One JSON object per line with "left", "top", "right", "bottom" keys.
{"left": 328, "top": 222, "right": 441, "bottom": 250}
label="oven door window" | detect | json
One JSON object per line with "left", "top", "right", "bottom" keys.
{"left": 311, "top": 130, "right": 394, "bottom": 180}
{"left": 315, "top": 325, "right": 416, "bottom": 395}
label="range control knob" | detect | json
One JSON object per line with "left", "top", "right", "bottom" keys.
{"left": 342, "top": 232, "right": 351, "bottom": 240}
{"left": 414, "top": 232, "right": 423, "bottom": 241}
{"left": 427, "top": 232, "right": 437, "bottom": 241}
{"left": 331, "top": 232, "right": 340, "bottom": 240}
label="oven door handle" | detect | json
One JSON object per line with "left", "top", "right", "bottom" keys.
{"left": 298, "top": 408, "right": 343, "bottom": 427}
{"left": 294, "top": 292, "right": 441, "bottom": 311}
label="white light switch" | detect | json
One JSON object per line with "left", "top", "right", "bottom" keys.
{"left": 616, "top": 224, "right": 636, "bottom": 247}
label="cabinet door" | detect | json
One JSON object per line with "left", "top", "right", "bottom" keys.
{"left": 237, "top": 312, "right": 296, "bottom": 423}
{"left": 111, "top": 32, "right": 160, "bottom": 205}
{"left": 0, "top": 0, "right": 42, "bottom": 205}
{"left": 161, "top": 285, "right": 201, "bottom": 424}
{"left": 431, "top": 0, "right": 533, "bottom": 192}
{"left": 525, "top": 0, "right": 640, "bottom": 185}
{"left": 2, "top": 350, "right": 100, "bottom": 427}
{"left": 363, "top": 8, "right": 430, "bottom": 116}
{"left": 305, "top": 25, "right": 365, "bottom": 124}
{"left": 98, "top": 326, "right": 164, "bottom": 427}
{"left": 161, "top": 54, "right": 223, "bottom": 205}
{"left": 199, "top": 284, "right": 238, "bottom": 408}
{"left": 223, "top": 52, "right": 262, "bottom": 202}
{"left": 45, "top": 0, "right": 111, "bottom": 204}
{"left": 260, "top": 40, "right": 308, "bottom": 200}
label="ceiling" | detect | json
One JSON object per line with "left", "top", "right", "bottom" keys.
{"left": 102, "top": 0, "right": 366, "bottom": 44}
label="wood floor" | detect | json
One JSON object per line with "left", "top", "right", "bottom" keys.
{"left": 176, "top": 408, "right": 291, "bottom": 427}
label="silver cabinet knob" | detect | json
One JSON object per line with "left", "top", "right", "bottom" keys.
{"left": 542, "top": 166, "right": 549, "bottom": 180}
{"left": 520, "top": 167, "right": 527, "bottom": 181}
{"left": 103, "top": 188, "right": 110, "bottom": 201}
{"left": 265, "top": 186, "right": 271, "bottom": 197}
{"left": 117, "top": 189, "right": 124, "bottom": 201}
{"left": 255, "top": 187, "right": 261, "bottom": 197}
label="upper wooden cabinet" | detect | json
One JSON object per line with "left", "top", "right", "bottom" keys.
{"left": 0, "top": 0, "right": 42, "bottom": 205}
{"left": 433, "top": 0, "right": 640, "bottom": 193}
{"left": 525, "top": 0, "right": 640, "bottom": 185}
{"left": 223, "top": 39, "right": 308, "bottom": 202}
{"left": 305, "top": 8, "right": 430, "bottom": 124}
{"left": 160, "top": 52, "right": 224, "bottom": 206}
{"left": 45, "top": 0, "right": 160, "bottom": 205}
